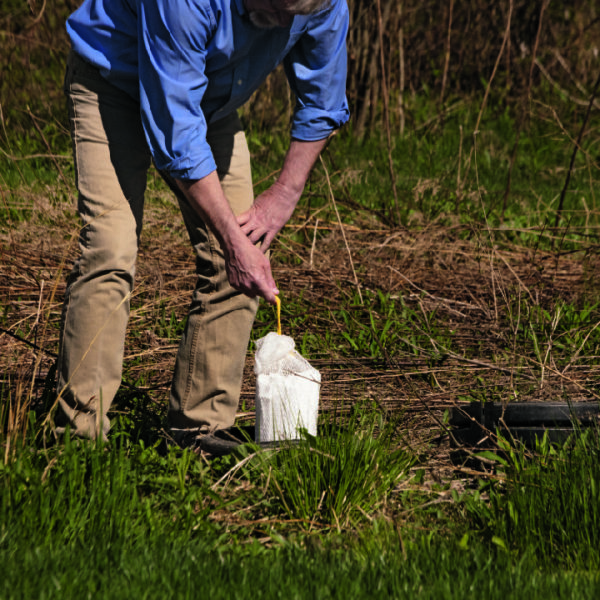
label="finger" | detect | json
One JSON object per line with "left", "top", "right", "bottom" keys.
{"left": 258, "top": 261, "right": 277, "bottom": 293}
{"left": 259, "top": 280, "right": 279, "bottom": 304}
{"left": 236, "top": 209, "right": 252, "bottom": 226}
{"left": 259, "top": 232, "right": 275, "bottom": 253}
{"left": 240, "top": 220, "right": 263, "bottom": 238}
{"left": 239, "top": 221, "right": 254, "bottom": 235}
{"left": 248, "top": 230, "right": 267, "bottom": 245}
{"left": 263, "top": 289, "right": 278, "bottom": 304}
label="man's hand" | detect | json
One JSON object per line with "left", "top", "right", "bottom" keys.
{"left": 237, "top": 180, "right": 300, "bottom": 253}
{"left": 237, "top": 137, "right": 329, "bottom": 252}
{"left": 223, "top": 235, "right": 279, "bottom": 303}
{"left": 176, "top": 174, "right": 279, "bottom": 303}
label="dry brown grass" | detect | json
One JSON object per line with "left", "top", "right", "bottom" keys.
{"left": 1, "top": 184, "right": 598, "bottom": 461}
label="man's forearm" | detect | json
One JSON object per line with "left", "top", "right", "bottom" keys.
{"left": 277, "top": 137, "right": 329, "bottom": 196}
{"left": 176, "top": 172, "right": 245, "bottom": 254}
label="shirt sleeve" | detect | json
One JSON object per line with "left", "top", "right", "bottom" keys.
{"left": 137, "top": 0, "right": 217, "bottom": 180}
{"left": 283, "top": 0, "right": 350, "bottom": 141}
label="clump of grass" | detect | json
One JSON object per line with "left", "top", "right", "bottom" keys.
{"left": 463, "top": 429, "right": 600, "bottom": 570}
{"left": 237, "top": 404, "right": 414, "bottom": 529}
{"left": 0, "top": 432, "right": 215, "bottom": 548}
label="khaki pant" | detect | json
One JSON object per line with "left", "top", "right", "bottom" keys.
{"left": 56, "top": 51, "right": 259, "bottom": 440}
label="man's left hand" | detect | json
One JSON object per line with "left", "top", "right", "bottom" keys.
{"left": 237, "top": 180, "right": 300, "bottom": 252}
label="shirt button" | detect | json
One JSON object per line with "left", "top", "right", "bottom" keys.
{"left": 237, "top": 79, "right": 243, "bottom": 86}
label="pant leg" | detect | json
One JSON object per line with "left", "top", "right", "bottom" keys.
{"left": 167, "top": 113, "right": 259, "bottom": 431}
{"left": 55, "top": 51, "right": 151, "bottom": 440}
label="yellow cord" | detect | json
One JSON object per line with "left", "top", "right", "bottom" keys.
{"left": 275, "top": 295, "right": 281, "bottom": 335}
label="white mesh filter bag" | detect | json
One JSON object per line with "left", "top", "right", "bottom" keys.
{"left": 254, "top": 332, "right": 320, "bottom": 443}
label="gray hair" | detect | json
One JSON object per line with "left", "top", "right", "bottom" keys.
{"left": 277, "top": 0, "right": 331, "bottom": 15}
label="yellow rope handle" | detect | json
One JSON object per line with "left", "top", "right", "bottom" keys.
{"left": 275, "top": 295, "right": 282, "bottom": 335}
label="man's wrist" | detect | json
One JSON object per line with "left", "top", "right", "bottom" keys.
{"left": 278, "top": 137, "right": 329, "bottom": 194}
{"left": 271, "top": 178, "right": 304, "bottom": 205}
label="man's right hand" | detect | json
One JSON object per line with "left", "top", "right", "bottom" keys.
{"left": 176, "top": 173, "right": 279, "bottom": 304}
{"left": 223, "top": 235, "right": 279, "bottom": 304}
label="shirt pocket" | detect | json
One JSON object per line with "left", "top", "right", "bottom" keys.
{"left": 210, "top": 63, "right": 249, "bottom": 121}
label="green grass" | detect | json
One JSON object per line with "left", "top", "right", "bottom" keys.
{"left": 3, "top": 427, "right": 600, "bottom": 598}
{"left": 249, "top": 94, "right": 598, "bottom": 250}
{"left": 240, "top": 406, "right": 414, "bottom": 528}
{"left": 1, "top": 5, "right": 599, "bottom": 593}
{"left": 463, "top": 431, "right": 600, "bottom": 570}
{"left": 3, "top": 89, "right": 598, "bottom": 247}
{"left": 2, "top": 88, "right": 600, "bottom": 597}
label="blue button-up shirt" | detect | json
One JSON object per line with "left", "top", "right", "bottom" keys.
{"left": 66, "top": 0, "right": 350, "bottom": 180}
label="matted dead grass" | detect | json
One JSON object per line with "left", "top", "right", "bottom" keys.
{"left": 1, "top": 193, "right": 599, "bottom": 461}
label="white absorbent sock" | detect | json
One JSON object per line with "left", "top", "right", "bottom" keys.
{"left": 254, "top": 332, "right": 320, "bottom": 443}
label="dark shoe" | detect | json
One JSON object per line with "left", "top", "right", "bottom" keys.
{"left": 170, "top": 425, "right": 255, "bottom": 458}
{"left": 169, "top": 427, "right": 208, "bottom": 449}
